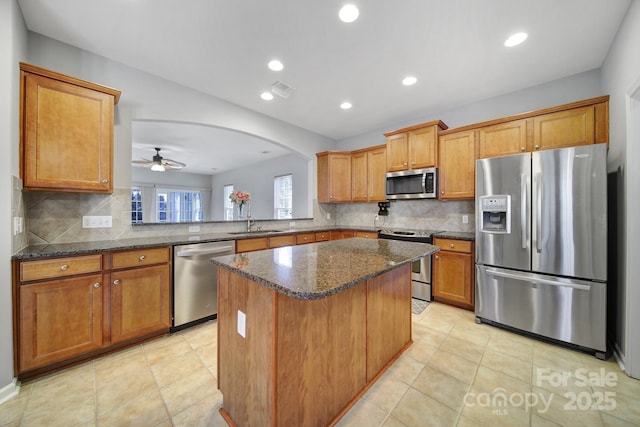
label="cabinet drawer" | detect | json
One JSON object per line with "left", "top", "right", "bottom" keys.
{"left": 20, "top": 254, "right": 103, "bottom": 282}
{"left": 355, "top": 231, "right": 377, "bottom": 239}
{"left": 237, "top": 238, "right": 269, "bottom": 253}
{"left": 433, "top": 238, "right": 472, "bottom": 253}
{"left": 315, "top": 231, "right": 330, "bottom": 241}
{"left": 296, "top": 233, "right": 316, "bottom": 245}
{"left": 269, "top": 235, "right": 296, "bottom": 248}
{"left": 111, "top": 247, "right": 170, "bottom": 270}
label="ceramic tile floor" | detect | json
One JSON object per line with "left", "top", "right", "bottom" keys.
{"left": 1, "top": 302, "right": 639, "bottom": 427}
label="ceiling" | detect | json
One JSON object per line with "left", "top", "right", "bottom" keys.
{"left": 18, "top": 0, "right": 630, "bottom": 143}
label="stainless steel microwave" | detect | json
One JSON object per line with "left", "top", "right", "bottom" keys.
{"left": 385, "top": 167, "right": 438, "bottom": 199}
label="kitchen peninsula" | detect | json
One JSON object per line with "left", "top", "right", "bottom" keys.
{"left": 211, "top": 237, "right": 438, "bottom": 427}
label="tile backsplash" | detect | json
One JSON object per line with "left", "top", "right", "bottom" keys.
{"left": 16, "top": 181, "right": 473, "bottom": 252}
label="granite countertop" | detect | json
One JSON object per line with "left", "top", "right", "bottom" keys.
{"left": 211, "top": 238, "right": 439, "bottom": 300}
{"left": 11, "top": 225, "right": 380, "bottom": 260}
{"left": 432, "top": 231, "right": 475, "bottom": 241}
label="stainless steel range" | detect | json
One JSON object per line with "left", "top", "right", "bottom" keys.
{"left": 378, "top": 228, "right": 441, "bottom": 301}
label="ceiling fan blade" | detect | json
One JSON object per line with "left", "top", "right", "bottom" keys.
{"left": 161, "top": 158, "right": 187, "bottom": 169}
{"left": 131, "top": 158, "right": 153, "bottom": 166}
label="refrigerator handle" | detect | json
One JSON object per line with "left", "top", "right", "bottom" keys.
{"left": 485, "top": 269, "right": 591, "bottom": 291}
{"left": 535, "top": 173, "right": 542, "bottom": 253}
{"left": 520, "top": 174, "right": 527, "bottom": 249}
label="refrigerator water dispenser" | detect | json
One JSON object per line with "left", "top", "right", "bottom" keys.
{"left": 480, "top": 195, "right": 510, "bottom": 233}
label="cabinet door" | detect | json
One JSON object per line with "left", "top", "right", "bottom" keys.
{"left": 432, "top": 251, "right": 474, "bottom": 309}
{"left": 351, "top": 151, "right": 368, "bottom": 202}
{"left": 19, "top": 274, "right": 104, "bottom": 371}
{"left": 478, "top": 119, "right": 529, "bottom": 158}
{"left": 367, "top": 147, "right": 387, "bottom": 201}
{"left": 532, "top": 106, "right": 595, "bottom": 151}
{"left": 438, "top": 130, "right": 476, "bottom": 199}
{"left": 317, "top": 153, "right": 352, "bottom": 202}
{"left": 386, "top": 133, "right": 409, "bottom": 172}
{"left": 22, "top": 72, "right": 114, "bottom": 193}
{"left": 110, "top": 265, "right": 171, "bottom": 344}
{"left": 409, "top": 126, "right": 437, "bottom": 168}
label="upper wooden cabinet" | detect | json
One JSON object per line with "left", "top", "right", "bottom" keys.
{"left": 351, "top": 145, "right": 387, "bottom": 202}
{"left": 384, "top": 120, "right": 448, "bottom": 172}
{"left": 532, "top": 105, "right": 596, "bottom": 151}
{"left": 477, "top": 119, "right": 529, "bottom": 159}
{"left": 474, "top": 96, "right": 608, "bottom": 159}
{"left": 20, "top": 63, "right": 121, "bottom": 193}
{"left": 438, "top": 130, "right": 476, "bottom": 200}
{"left": 317, "top": 151, "right": 352, "bottom": 202}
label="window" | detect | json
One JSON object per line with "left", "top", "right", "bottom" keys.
{"left": 131, "top": 187, "right": 143, "bottom": 224}
{"left": 274, "top": 174, "right": 292, "bottom": 219}
{"left": 156, "top": 189, "right": 202, "bottom": 223}
{"left": 223, "top": 185, "right": 234, "bottom": 220}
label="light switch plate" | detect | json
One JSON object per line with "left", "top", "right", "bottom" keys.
{"left": 462, "top": 215, "right": 469, "bottom": 224}
{"left": 237, "top": 310, "right": 246, "bottom": 338}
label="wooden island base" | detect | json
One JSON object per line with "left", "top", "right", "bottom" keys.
{"left": 217, "top": 264, "right": 412, "bottom": 427}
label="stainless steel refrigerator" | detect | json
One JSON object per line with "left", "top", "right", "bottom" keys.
{"left": 475, "top": 143, "right": 607, "bottom": 358}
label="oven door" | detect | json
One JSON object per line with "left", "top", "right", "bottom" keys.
{"left": 411, "top": 255, "right": 432, "bottom": 301}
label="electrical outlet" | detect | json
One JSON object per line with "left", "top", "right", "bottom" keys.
{"left": 462, "top": 215, "right": 469, "bottom": 224}
{"left": 188, "top": 225, "right": 200, "bottom": 233}
{"left": 326, "top": 212, "right": 331, "bottom": 220}
{"left": 13, "top": 217, "right": 23, "bottom": 236}
{"left": 289, "top": 221, "right": 296, "bottom": 227}
{"left": 237, "top": 310, "right": 246, "bottom": 338}
{"left": 82, "top": 215, "right": 112, "bottom": 228}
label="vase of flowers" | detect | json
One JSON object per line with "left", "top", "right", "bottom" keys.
{"left": 229, "top": 190, "right": 250, "bottom": 219}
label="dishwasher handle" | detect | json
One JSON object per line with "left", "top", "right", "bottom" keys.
{"left": 176, "top": 245, "right": 235, "bottom": 257}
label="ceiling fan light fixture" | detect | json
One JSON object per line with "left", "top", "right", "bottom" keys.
{"left": 151, "top": 163, "right": 165, "bottom": 172}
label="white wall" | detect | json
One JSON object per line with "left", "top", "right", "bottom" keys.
{"left": 337, "top": 68, "right": 603, "bottom": 151}
{"left": 211, "top": 153, "right": 310, "bottom": 221}
{"left": 1, "top": 0, "right": 27, "bottom": 401}
{"left": 601, "top": 0, "right": 640, "bottom": 378}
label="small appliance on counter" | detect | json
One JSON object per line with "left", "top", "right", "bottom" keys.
{"left": 378, "top": 228, "right": 442, "bottom": 301}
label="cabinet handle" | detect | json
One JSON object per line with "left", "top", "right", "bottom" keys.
{"left": 441, "top": 191, "right": 445, "bottom": 194}
{"left": 101, "top": 179, "right": 108, "bottom": 184}
{"left": 411, "top": 161, "right": 415, "bottom": 165}
{"left": 113, "top": 279, "right": 120, "bottom": 286}
{"left": 139, "top": 255, "right": 146, "bottom": 261}
{"left": 60, "top": 264, "right": 68, "bottom": 271}
{"left": 435, "top": 255, "right": 439, "bottom": 259}
{"left": 535, "top": 144, "right": 540, "bottom": 149}
{"left": 404, "top": 162, "right": 407, "bottom": 166}
{"left": 521, "top": 147, "right": 525, "bottom": 151}
{"left": 450, "top": 243, "right": 455, "bottom": 248}
{"left": 93, "top": 282, "right": 100, "bottom": 288}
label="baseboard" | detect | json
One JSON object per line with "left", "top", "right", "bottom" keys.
{"left": 0, "top": 378, "right": 20, "bottom": 405}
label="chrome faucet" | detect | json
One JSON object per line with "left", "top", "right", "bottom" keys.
{"left": 247, "top": 215, "right": 255, "bottom": 232}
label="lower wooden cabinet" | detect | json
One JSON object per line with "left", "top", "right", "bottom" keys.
{"left": 432, "top": 238, "right": 474, "bottom": 310}
{"left": 109, "top": 264, "right": 171, "bottom": 344}
{"left": 19, "top": 274, "right": 104, "bottom": 372}
{"left": 14, "top": 246, "right": 171, "bottom": 378}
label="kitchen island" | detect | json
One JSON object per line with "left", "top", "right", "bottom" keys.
{"left": 211, "top": 237, "right": 438, "bottom": 427}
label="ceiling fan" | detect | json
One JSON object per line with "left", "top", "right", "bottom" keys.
{"left": 131, "top": 147, "right": 186, "bottom": 172}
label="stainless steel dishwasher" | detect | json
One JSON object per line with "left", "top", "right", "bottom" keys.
{"left": 173, "top": 240, "right": 235, "bottom": 330}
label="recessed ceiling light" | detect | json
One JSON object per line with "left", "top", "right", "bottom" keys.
{"left": 339, "top": 4, "right": 359, "bottom": 23}
{"left": 340, "top": 102, "right": 352, "bottom": 110}
{"left": 402, "top": 76, "right": 417, "bottom": 86}
{"left": 504, "top": 32, "right": 528, "bottom": 47}
{"left": 268, "top": 60, "right": 284, "bottom": 71}
{"left": 261, "top": 91, "right": 274, "bottom": 101}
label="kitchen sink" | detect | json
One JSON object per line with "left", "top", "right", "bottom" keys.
{"left": 227, "top": 229, "right": 284, "bottom": 235}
